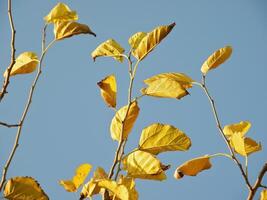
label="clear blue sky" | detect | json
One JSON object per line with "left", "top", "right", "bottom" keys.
{"left": 0, "top": 0, "right": 266, "bottom": 199}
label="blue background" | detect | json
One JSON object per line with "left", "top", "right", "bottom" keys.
{"left": 0, "top": 0, "right": 266, "bottom": 199}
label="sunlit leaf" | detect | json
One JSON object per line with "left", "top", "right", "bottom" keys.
{"left": 97, "top": 75, "right": 117, "bottom": 108}
{"left": 59, "top": 163, "right": 92, "bottom": 192}
{"left": 132, "top": 22, "right": 175, "bottom": 60}
{"left": 260, "top": 189, "right": 267, "bottom": 200}
{"left": 223, "top": 121, "right": 251, "bottom": 138}
{"left": 122, "top": 150, "right": 168, "bottom": 181}
{"left": 110, "top": 101, "right": 140, "bottom": 141}
{"left": 3, "top": 52, "right": 39, "bottom": 78}
{"left": 174, "top": 155, "right": 212, "bottom": 179}
{"left": 201, "top": 46, "right": 232, "bottom": 75}
{"left": 54, "top": 21, "right": 96, "bottom": 41}
{"left": 117, "top": 176, "right": 138, "bottom": 200}
{"left": 128, "top": 32, "right": 147, "bottom": 49}
{"left": 44, "top": 3, "right": 78, "bottom": 24}
{"left": 4, "top": 176, "right": 49, "bottom": 200}
{"left": 91, "top": 39, "right": 125, "bottom": 62}
{"left": 98, "top": 179, "right": 129, "bottom": 200}
{"left": 139, "top": 123, "right": 191, "bottom": 155}
{"left": 230, "top": 133, "right": 262, "bottom": 157}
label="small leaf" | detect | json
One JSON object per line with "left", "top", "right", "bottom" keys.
{"left": 139, "top": 123, "right": 191, "bottom": 155}
{"left": 260, "top": 189, "right": 267, "bottom": 200}
{"left": 223, "top": 121, "right": 251, "bottom": 138}
{"left": 91, "top": 39, "right": 125, "bottom": 62}
{"left": 44, "top": 3, "right": 78, "bottom": 24}
{"left": 4, "top": 176, "right": 49, "bottom": 200}
{"left": 97, "top": 75, "right": 117, "bottom": 108}
{"left": 201, "top": 46, "right": 232, "bottom": 75}
{"left": 117, "top": 176, "right": 138, "bottom": 200}
{"left": 174, "top": 155, "right": 212, "bottom": 179}
{"left": 122, "top": 150, "right": 168, "bottom": 181}
{"left": 59, "top": 163, "right": 92, "bottom": 192}
{"left": 110, "top": 101, "right": 140, "bottom": 141}
{"left": 3, "top": 52, "right": 39, "bottom": 78}
{"left": 98, "top": 179, "right": 129, "bottom": 200}
{"left": 128, "top": 32, "right": 147, "bottom": 49}
{"left": 230, "top": 133, "right": 262, "bottom": 156}
{"left": 132, "top": 22, "right": 175, "bottom": 60}
{"left": 54, "top": 21, "right": 96, "bottom": 41}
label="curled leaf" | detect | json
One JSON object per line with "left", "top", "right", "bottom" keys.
{"left": 97, "top": 75, "right": 117, "bottom": 108}
{"left": 223, "top": 121, "right": 251, "bottom": 138}
{"left": 117, "top": 176, "right": 138, "bottom": 200}
{"left": 54, "top": 21, "right": 96, "bottom": 41}
{"left": 139, "top": 123, "right": 191, "bottom": 155}
{"left": 3, "top": 52, "right": 39, "bottom": 78}
{"left": 122, "top": 150, "right": 168, "bottom": 181}
{"left": 98, "top": 180, "right": 129, "bottom": 200}
{"left": 174, "top": 155, "right": 212, "bottom": 179}
{"left": 59, "top": 163, "right": 92, "bottom": 192}
{"left": 4, "top": 176, "right": 49, "bottom": 200}
{"left": 128, "top": 32, "right": 147, "bottom": 49}
{"left": 91, "top": 39, "right": 125, "bottom": 62}
{"left": 132, "top": 22, "right": 175, "bottom": 60}
{"left": 230, "top": 133, "right": 262, "bottom": 157}
{"left": 201, "top": 46, "right": 232, "bottom": 75}
{"left": 110, "top": 101, "right": 140, "bottom": 141}
{"left": 44, "top": 3, "right": 78, "bottom": 24}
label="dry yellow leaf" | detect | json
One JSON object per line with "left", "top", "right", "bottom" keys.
{"left": 59, "top": 163, "right": 92, "bottom": 192}
{"left": 54, "top": 21, "right": 96, "bottom": 41}
{"left": 98, "top": 180, "right": 129, "bottom": 200}
{"left": 223, "top": 121, "right": 251, "bottom": 138}
{"left": 91, "top": 39, "right": 125, "bottom": 62}
{"left": 139, "top": 123, "right": 191, "bottom": 155}
{"left": 128, "top": 32, "right": 147, "bottom": 49}
{"left": 97, "top": 75, "right": 117, "bottom": 108}
{"left": 230, "top": 133, "right": 262, "bottom": 157}
{"left": 4, "top": 176, "right": 49, "bottom": 200}
{"left": 110, "top": 101, "right": 140, "bottom": 141}
{"left": 117, "top": 176, "right": 138, "bottom": 200}
{"left": 174, "top": 155, "right": 212, "bottom": 179}
{"left": 201, "top": 46, "right": 232, "bottom": 75}
{"left": 260, "top": 189, "right": 267, "bottom": 200}
{"left": 132, "top": 22, "right": 175, "bottom": 60}
{"left": 122, "top": 150, "right": 168, "bottom": 181}
{"left": 44, "top": 3, "right": 78, "bottom": 24}
{"left": 3, "top": 52, "right": 39, "bottom": 78}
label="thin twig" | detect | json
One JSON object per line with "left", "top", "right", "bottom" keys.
{"left": 0, "top": 121, "right": 20, "bottom": 128}
{"left": 0, "top": 0, "right": 16, "bottom": 102}
{"left": 0, "top": 26, "right": 55, "bottom": 191}
{"left": 194, "top": 75, "right": 252, "bottom": 190}
{"left": 247, "top": 162, "right": 267, "bottom": 200}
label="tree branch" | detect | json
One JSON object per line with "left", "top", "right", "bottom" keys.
{"left": 0, "top": 26, "right": 55, "bottom": 191}
{"left": 0, "top": 0, "right": 16, "bottom": 102}
{"left": 0, "top": 121, "right": 20, "bottom": 128}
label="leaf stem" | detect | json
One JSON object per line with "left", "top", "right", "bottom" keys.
{"left": 210, "top": 153, "right": 232, "bottom": 159}
{"left": 0, "top": 26, "right": 55, "bottom": 191}
{"left": 193, "top": 75, "right": 252, "bottom": 191}
{"left": 0, "top": 0, "right": 16, "bottom": 102}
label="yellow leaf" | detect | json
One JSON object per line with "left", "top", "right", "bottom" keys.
{"left": 223, "top": 121, "right": 251, "bottom": 138}
{"left": 97, "top": 75, "right": 117, "bottom": 108}
{"left": 80, "top": 167, "right": 108, "bottom": 199}
{"left": 174, "top": 155, "right": 212, "bottom": 179}
{"left": 98, "top": 179, "right": 129, "bottom": 200}
{"left": 117, "top": 176, "right": 138, "bottom": 200}
{"left": 201, "top": 46, "right": 232, "bottom": 75}
{"left": 141, "top": 77, "right": 189, "bottom": 99}
{"left": 59, "top": 163, "right": 92, "bottom": 192}
{"left": 110, "top": 101, "right": 140, "bottom": 141}
{"left": 128, "top": 32, "right": 147, "bottom": 49}
{"left": 122, "top": 150, "right": 168, "bottom": 181}
{"left": 132, "top": 22, "right": 175, "bottom": 60}
{"left": 44, "top": 3, "right": 78, "bottom": 24}
{"left": 260, "top": 189, "right": 267, "bottom": 200}
{"left": 3, "top": 52, "right": 39, "bottom": 78}
{"left": 139, "top": 123, "right": 191, "bottom": 155}
{"left": 230, "top": 133, "right": 262, "bottom": 156}
{"left": 54, "top": 21, "right": 96, "bottom": 41}
{"left": 91, "top": 39, "right": 125, "bottom": 62}
{"left": 4, "top": 176, "right": 49, "bottom": 200}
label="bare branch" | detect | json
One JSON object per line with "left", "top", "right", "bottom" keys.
{"left": 0, "top": 0, "right": 16, "bottom": 102}
{"left": 0, "top": 121, "right": 20, "bottom": 128}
